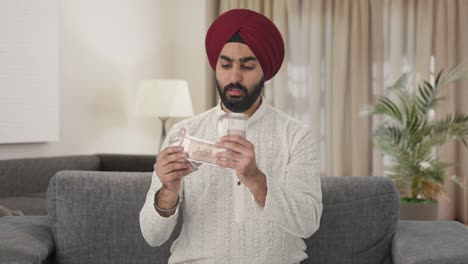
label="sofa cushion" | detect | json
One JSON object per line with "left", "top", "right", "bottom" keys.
{"left": 0, "top": 203, "right": 24, "bottom": 217}
{"left": 0, "top": 216, "right": 54, "bottom": 264}
{"left": 48, "top": 171, "right": 181, "bottom": 264}
{"left": 0, "top": 192, "right": 47, "bottom": 216}
{"left": 392, "top": 220, "right": 468, "bottom": 264}
{"left": 303, "top": 176, "right": 399, "bottom": 264}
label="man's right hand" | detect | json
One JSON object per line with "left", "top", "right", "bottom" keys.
{"left": 153, "top": 146, "right": 192, "bottom": 214}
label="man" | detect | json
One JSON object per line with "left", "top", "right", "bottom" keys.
{"left": 140, "top": 9, "right": 322, "bottom": 264}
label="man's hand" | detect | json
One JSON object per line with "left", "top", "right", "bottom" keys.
{"left": 154, "top": 146, "right": 192, "bottom": 215}
{"left": 215, "top": 135, "right": 267, "bottom": 206}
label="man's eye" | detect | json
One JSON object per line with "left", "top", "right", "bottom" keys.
{"left": 221, "top": 64, "right": 231, "bottom": 69}
{"left": 242, "top": 65, "right": 254, "bottom": 70}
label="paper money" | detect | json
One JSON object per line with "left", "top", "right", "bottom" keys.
{"left": 181, "top": 135, "right": 224, "bottom": 166}
{"left": 167, "top": 128, "right": 200, "bottom": 171}
{"left": 168, "top": 128, "right": 223, "bottom": 167}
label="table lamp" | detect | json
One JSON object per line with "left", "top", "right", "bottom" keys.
{"left": 136, "top": 79, "right": 194, "bottom": 148}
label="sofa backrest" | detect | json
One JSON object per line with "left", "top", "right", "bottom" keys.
{"left": 96, "top": 154, "right": 155, "bottom": 172}
{"left": 0, "top": 154, "right": 155, "bottom": 198}
{"left": 47, "top": 171, "right": 399, "bottom": 264}
{"left": 305, "top": 176, "right": 399, "bottom": 264}
{"left": 0, "top": 156, "right": 100, "bottom": 197}
{"left": 48, "top": 171, "right": 173, "bottom": 264}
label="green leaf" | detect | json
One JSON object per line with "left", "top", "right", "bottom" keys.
{"left": 373, "top": 97, "right": 403, "bottom": 123}
{"left": 435, "top": 69, "right": 443, "bottom": 87}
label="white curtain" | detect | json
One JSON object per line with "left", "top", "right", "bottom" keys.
{"left": 282, "top": 0, "right": 375, "bottom": 176}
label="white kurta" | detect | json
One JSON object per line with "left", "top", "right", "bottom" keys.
{"left": 139, "top": 99, "right": 322, "bottom": 264}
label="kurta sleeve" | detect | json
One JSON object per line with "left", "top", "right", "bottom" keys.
{"left": 258, "top": 128, "right": 322, "bottom": 238}
{"left": 139, "top": 126, "right": 185, "bottom": 247}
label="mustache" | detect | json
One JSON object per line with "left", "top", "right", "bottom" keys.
{"left": 223, "top": 83, "right": 248, "bottom": 95}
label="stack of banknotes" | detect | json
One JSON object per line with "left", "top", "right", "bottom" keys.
{"left": 168, "top": 128, "right": 221, "bottom": 171}
{"left": 168, "top": 113, "right": 247, "bottom": 170}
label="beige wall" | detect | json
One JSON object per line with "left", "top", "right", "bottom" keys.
{"left": 0, "top": 0, "right": 217, "bottom": 159}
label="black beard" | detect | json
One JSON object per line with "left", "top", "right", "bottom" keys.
{"left": 216, "top": 78, "right": 265, "bottom": 113}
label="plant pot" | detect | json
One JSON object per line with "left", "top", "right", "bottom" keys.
{"left": 399, "top": 201, "right": 438, "bottom": 220}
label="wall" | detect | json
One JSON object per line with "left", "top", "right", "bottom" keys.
{"left": 172, "top": 0, "right": 217, "bottom": 114}
{"left": 0, "top": 0, "right": 217, "bottom": 159}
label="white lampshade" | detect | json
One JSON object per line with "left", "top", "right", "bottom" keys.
{"left": 136, "top": 79, "right": 194, "bottom": 117}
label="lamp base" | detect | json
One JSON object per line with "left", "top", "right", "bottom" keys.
{"left": 159, "top": 116, "right": 169, "bottom": 151}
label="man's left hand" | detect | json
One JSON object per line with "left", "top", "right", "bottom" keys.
{"left": 215, "top": 135, "right": 268, "bottom": 206}
{"left": 215, "top": 135, "right": 263, "bottom": 187}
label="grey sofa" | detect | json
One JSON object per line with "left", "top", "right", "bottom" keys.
{"left": 0, "top": 154, "right": 155, "bottom": 216}
{"left": 1, "top": 171, "right": 467, "bottom": 264}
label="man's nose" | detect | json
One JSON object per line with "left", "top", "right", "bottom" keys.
{"left": 228, "top": 65, "right": 242, "bottom": 84}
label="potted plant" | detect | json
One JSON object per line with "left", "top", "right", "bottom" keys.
{"left": 364, "top": 64, "right": 468, "bottom": 220}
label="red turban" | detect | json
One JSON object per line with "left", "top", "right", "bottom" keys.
{"left": 205, "top": 9, "right": 285, "bottom": 81}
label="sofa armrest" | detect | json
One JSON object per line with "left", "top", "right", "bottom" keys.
{"left": 0, "top": 216, "right": 54, "bottom": 264}
{"left": 96, "top": 154, "right": 155, "bottom": 172}
{"left": 392, "top": 220, "right": 468, "bottom": 264}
